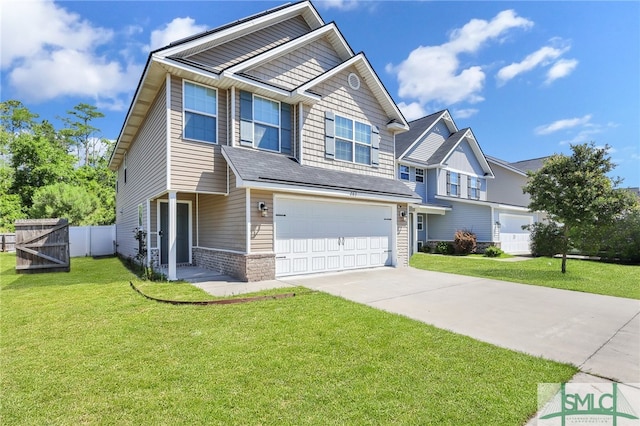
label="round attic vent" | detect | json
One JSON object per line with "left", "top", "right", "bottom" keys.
{"left": 348, "top": 73, "right": 360, "bottom": 90}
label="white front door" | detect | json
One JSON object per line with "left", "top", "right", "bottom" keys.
{"left": 275, "top": 198, "right": 394, "bottom": 277}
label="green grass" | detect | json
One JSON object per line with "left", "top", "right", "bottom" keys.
{"left": 411, "top": 253, "right": 640, "bottom": 299}
{"left": 1, "top": 253, "right": 576, "bottom": 425}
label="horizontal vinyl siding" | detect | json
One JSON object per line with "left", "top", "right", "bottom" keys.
{"left": 301, "top": 66, "right": 395, "bottom": 179}
{"left": 245, "top": 36, "right": 342, "bottom": 90}
{"left": 487, "top": 165, "right": 530, "bottom": 207}
{"left": 446, "top": 140, "right": 484, "bottom": 176}
{"left": 197, "top": 174, "right": 246, "bottom": 252}
{"left": 250, "top": 190, "right": 274, "bottom": 252}
{"left": 405, "top": 121, "right": 450, "bottom": 163}
{"left": 186, "top": 16, "right": 311, "bottom": 72}
{"left": 115, "top": 82, "right": 167, "bottom": 259}
{"left": 170, "top": 76, "right": 228, "bottom": 193}
{"left": 428, "top": 201, "right": 492, "bottom": 242}
{"left": 427, "top": 169, "right": 438, "bottom": 203}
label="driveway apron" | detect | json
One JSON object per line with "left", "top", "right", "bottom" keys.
{"left": 281, "top": 267, "right": 640, "bottom": 383}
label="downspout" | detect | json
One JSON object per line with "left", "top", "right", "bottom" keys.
{"left": 165, "top": 74, "right": 171, "bottom": 190}
{"left": 298, "top": 103, "right": 304, "bottom": 164}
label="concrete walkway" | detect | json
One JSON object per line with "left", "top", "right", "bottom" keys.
{"left": 184, "top": 265, "right": 639, "bottom": 384}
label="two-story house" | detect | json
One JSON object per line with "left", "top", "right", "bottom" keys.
{"left": 396, "top": 110, "right": 543, "bottom": 255}
{"left": 108, "top": 1, "right": 421, "bottom": 281}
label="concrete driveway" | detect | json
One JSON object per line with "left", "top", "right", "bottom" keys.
{"left": 280, "top": 267, "right": 640, "bottom": 384}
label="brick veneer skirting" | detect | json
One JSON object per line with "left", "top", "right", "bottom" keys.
{"left": 192, "top": 247, "right": 275, "bottom": 282}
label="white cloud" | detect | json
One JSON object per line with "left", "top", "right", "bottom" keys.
{"left": 452, "top": 108, "right": 479, "bottom": 119}
{"left": 147, "top": 17, "right": 207, "bottom": 52}
{"left": 398, "top": 102, "right": 427, "bottom": 121}
{"left": 545, "top": 58, "right": 578, "bottom": 84}
{"left": 535, "top": 115, "right": 592, "bottom": 135}
{"left": 0, "top": 0, "right": 140, "bottom": 109}
{"left": 317, "top": 0, "right": 360, "bottom": 11}
{"left": 387, "top": 10, "right": 533, "bottom": 112}
{"left": 497, "top": 45, "right": 568, "bottom": 85}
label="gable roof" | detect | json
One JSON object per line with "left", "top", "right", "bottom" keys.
{"left": 427, "top": 128, "right": 494, "bottom": 176}
{"left": 222, "top": 146, "right": 421, "bottom": 202}
{"left": 395, "top": 110, "right": 457, "bottom": 159}
{"left": 486, "top": 155, "right": 528, "bottom": 177}
{"left": 109, "top": 0, "right": 407, "bottom": 170}
{"left": 509, "top": 157, "right": 549, "bottom": 173}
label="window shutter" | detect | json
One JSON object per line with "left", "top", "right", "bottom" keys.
{"left": 325, "top": 111, "right": 335, "bottom": 159}
{"left": 467, "top": 176, "right": 471, "bottom": 198}
{"left": 280, "top": 103, "right": 292, "bottom": 155}
{"left": 371, "top": 125, "right": 380, "bottom": 167}
{"left": 239, "top": 90, "right": 253, "bottom": 146}
{"left": 446, "top": 171, "right": 450, "bottom": 195}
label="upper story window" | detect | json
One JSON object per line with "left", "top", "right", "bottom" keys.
{"left": 335, "top": 115, "right": 371, "bottom": 165}
{"left": 468, "top": 176, "right": 482, "bottom": 199}
{"left": 240, "top": 91, "right": 291, "bottom": 155}
{"left": 184, "top": 81, "right": 217, "bottom": 143}
{"left": 324, "top": 111, "right": 379, "bottom": 167}
{"left": 446, "top": 171, "right": 459, "bottom": 197}
{"left": 399, "top": 165, "right": 410, "bottom": 180}
{"left": 415, "top": 168, "right": 424, "bottom": 183}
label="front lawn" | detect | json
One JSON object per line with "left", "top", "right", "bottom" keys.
{"left": 411, "top": 253, "right": 639, "bottom": 299}
{"left": 1, "top": 253, "right": 576, "bottom": 425}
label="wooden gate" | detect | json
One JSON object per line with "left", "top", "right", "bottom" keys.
{"left": 15, "top": 219, "right": 70, "bottom": 273}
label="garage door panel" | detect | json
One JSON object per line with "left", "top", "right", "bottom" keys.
{"left": 275, "top": 199, "right": 394, "bottom": 277}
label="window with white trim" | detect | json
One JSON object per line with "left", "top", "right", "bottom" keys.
{"left": 240, "top": 91, "right": 292, "bottom": 155}
{"left": 184, "top": 81, "right": 217, "bottom": 143}
{"left": 446, "top": 171, "right": 459, "bottom": 196}
{"left": 334, "top": 115, "right": 371, "bottom": 165}
{"left": 415, "top": 168, "right": 424, "bottom": 183}
{"left": 399, "top": 165, "right": 410, "bottom": 180}
{"left": 417, "top": 214, "right": 424, "bottom": 231}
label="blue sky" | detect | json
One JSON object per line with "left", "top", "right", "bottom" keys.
{"left": 2, "top": 0, "right": 639, "bottom": 187}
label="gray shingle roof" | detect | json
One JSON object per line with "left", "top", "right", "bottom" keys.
{"left": 509, "top": 157, "right": 550, "bottom": 173}
{"left": 427, "top": 128, "right": 469, "bottom": 165}
{"left": 222, "top": 146, "right": 421, "bottom": 200}
{"left": 395, "top": 110, "right": 445, "bottom": 159}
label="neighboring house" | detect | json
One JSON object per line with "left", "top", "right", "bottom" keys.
{"left": 108, "top": 1, "right": 420, "bottom": 281}
{"left": 395, "top": 110, "right": 544, "bottom": 255}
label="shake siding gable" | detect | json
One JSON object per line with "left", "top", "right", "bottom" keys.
{"left": 169, "top": 76, "right": 228, "bottom": 193}
{"left": 446, "top": 140, "right": 484, "bottom": 176}
{"left": 115, "top": 82, "right": 168, "bottom": 259}
{"left": 405, "top": 121, "right": 450, "bottom": 163}
{"left": 301, "top": 67, "right": 395, "bottom": 178}
{"left": 186, "top": 16, "right": 312, "bottom": 72}
{"left": 245, "top": 37, "right": 342, "bottom": 90}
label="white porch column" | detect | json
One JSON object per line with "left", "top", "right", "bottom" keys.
{"left": 412, "top": 210, "right": 418, "bottom": 255}
{"left": 168, "top": 190, "right": 177, "bottom": 280}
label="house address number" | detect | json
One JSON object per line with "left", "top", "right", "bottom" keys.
{"left": 349, "top": 191, "right": 358, "bottom": 197}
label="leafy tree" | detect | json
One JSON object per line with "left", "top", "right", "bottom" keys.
{"left": 9, "top": 129, "right": 76, "bottom": 209}
{"left": 60, "top": 103, "right": 105, "bottom": 166}
{"left": 523, "top": 142, "right": 635, "bottom": 273}
{"left": 30, "top": 183, "right": 99, "bottom": 226}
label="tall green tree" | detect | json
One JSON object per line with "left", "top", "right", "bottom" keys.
{"left": 30, "top": 183, "right": 99, "bottom": 226}
{"left": 60, "top": 103, "right": 105, "bottom": 166}
{"left": 523, "top": 142, "right": 635, "bottom": 273}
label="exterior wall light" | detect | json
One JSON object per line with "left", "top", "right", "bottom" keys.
{"left": 400, "top": 210, "right": 407, "bottom": 221}
{"left": 257, "top": 202, "right": 269, "bottom": 217}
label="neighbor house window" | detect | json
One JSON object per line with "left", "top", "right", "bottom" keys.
{"left": 417, "top": 214, "right": 424, "bottom": 231}
{"left": 399, "top": 165, "right": 410, "bottom": 180}
{"left": 415, "top": 168, "right": 424, "bottom": 183}
{"left": 184, "top": 81, "right": 217, "bottom": 143}
{"left": 446, "top": 171, "right": 459, "bottom": 196}
{"left": 334, "top": 115, "right": 371, "bottom": 165}
{"left": 468, "top": 176, "right": 482, "bottom": 199}
{"left": 240, "top": 91, "right": 292, "bottom": 154}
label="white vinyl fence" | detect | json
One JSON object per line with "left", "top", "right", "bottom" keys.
{"left": 69, "top": 225, "right": 116, "bottom": 257}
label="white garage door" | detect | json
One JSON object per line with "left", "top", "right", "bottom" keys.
{"left": 499, "top": 213, "right": 533, "bottom": 255}
{"left": 275, "top": 198, "right": 394, "bottom": 276}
